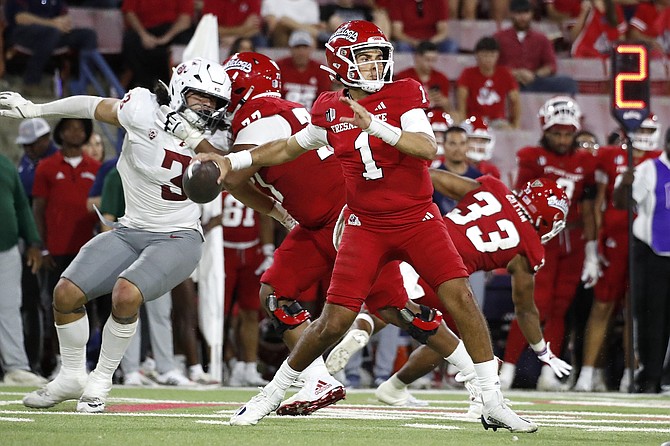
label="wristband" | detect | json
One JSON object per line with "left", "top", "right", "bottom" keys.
{"left": 261, "top": 243, "right": 275, "bottom": 257}
{"left": 531, "top": 339, "right": 547, "bottom": 355}
{"left": 224, "top": 150, "right": 253, "bottom": 171}
{"left": 364, "top": 117, "right": 402, "bottom": 146}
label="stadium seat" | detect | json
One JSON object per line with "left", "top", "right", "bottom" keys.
{"left": 69, "top": 7, "right": 124, "bottom": 54}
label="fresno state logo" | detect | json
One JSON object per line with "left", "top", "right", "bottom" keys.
{"left": 330, "top": 27, "right": 359, "bottom": 43}
{"left": 223, "top": 58, "right": 252, "bottom": 73}
{"left": 547, "top": 195, "right": 569, "bottom": 215}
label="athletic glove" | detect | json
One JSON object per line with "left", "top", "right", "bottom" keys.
{"left": 581, "top": 240, "right": 602, "bottom": 289}
{"left": 254, "top": 243, "right": 275, "bottom": 276}
{"left": 0, "top": 91, "right": 39, "bottom": 118}
{"left": 536, "top": 342, "right": 572, "bottom": 378}
{"left": 155, "top": 105, "right": 205, "bottom": 148}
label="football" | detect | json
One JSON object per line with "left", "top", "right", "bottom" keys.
{"left": 182, "top": 160, "right": 223, "bottom": 204}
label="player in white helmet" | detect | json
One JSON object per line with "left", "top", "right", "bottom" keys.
{"left": 0, "top": 57, "right": 231, "bottom": 413}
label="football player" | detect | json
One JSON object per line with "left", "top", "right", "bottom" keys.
{"left": 574, "top": 115, "right": 662, "bottom": 392}
{"left": 327, "top": 171, "right": 573, "bottom": 406}
{"left": 194, "top": 21, "right": 537, "bottom": 432}
{"left": 0, "top": 57, "right": 231, "bottom": 413}
{"left": 461, "top": 116, "right": 501, "bottom": 179}
{"left": 502, "top": 96, "right": 598, "bottom": 391}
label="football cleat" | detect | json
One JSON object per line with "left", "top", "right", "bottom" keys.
{"left": 76, "top": 370, "right": 113, "bottom": 413}
{"left": 481, "top": 391, "right": 538, "bottom": 433}
{"left": 23, "top": 373, "right": 87, "bottom": 409}
{"left": 230, "top": 382, "right": 285, "bottom": 425}
{"left": 375, "top": 378, "right": 428, "bottom": 407}
{"left": 3, "top": 369, "right": 48, "bottom": 386}
{"left": 325, "top": 329, "right": 370, "bottom": 374}
{"left": 276, "top": 374, "right": 346, "bottom": 416}
{"left": 76, "top": 396, "right": 106, "bottom": 413}
{"left": 464, "top": 379, "right": 483, "bottom": 420}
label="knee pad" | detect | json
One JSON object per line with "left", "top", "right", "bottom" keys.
{"left": 266, "top": 293, "right": 311, "bottom": 336}
{"left": 400, "top": 304, "right": 442, "bottom": 344}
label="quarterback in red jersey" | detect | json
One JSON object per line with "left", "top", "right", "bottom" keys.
{"left": 327, "top": 171, "right": 573, "bottom": 405}
{"left": 574, "top": 115, "right": 663, "bottom": 391}
{"left": 185, "top": 52, "right": 485, "bottom": 422}
{"left": 501, "top": 95, "right": 598, "bottom": 391}
{"left": 197, "top": 21, "right": 537, "bottom": 432}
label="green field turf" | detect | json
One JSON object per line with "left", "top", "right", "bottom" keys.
{"left": 1, "top": 386, "right": 669, "bottom": 446}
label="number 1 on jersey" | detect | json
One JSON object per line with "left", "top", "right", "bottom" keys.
{"left": 355, "top": 132, "right": 383, "bottom": 180}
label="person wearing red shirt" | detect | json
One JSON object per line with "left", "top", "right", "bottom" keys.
{"left": 388, "top": 0, "right": 458, "bottom": 53}
{"left": 121, "top": 0, "right": 194, "bottom": 89}
{"left": 570, "top": 1, "right": 627, "bottom": 59}
{"left": 495, "top": 0, "right": 577, "bottom": 96}
{"left": 544, "top": 0, "right": 582, "bottom": 28}
{"left": 456, "top": 37, "right": 520, "bottom": 128}
{"left": 395, "top": 41, "right": 452, "bottom": 112}
{"left": 500, "top": 96, "right": 598, "bottom": 391}
{"left": 201, "top": 0, "right": 266, "bottom": 48}
{"left": 277, "top": 31, "right": 333, "bottom": 111}
{"left": 32, "top": 117, "right": 99, "bottom": 376}
{"left": 628, "top": 0, "right": 670, "bottom": 59}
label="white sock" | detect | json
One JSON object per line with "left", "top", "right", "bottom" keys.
{"left": 445, "top": 341, "right": 475, "bottom": 377}
{"left": 94, "top": 316, "right": 138, "bottom": 379}
{"left": 388, "top": 373, "right": 407, "bottom": 390}
{"left": 245, "top": 362, "right": 259, "bottom": 373}
{"left": 55, "top": 314, "right": 89, "bottom": 377}
{"left": 273, "top": 360, "right": 301, "bottom": 390}
{"left": 354, "top": 313, "right": 375, "bottom": 334}
{"left": 189, "top": 364, "right": 204, "bottom": 377}
{"left": 474, "top": 359, "right": 500, "bottom": 393}
{"left": 300, "top": 356, "right": 329, "bottom": 380}
{"left": 579, "top": 366, "right": 594, "bottom": 384}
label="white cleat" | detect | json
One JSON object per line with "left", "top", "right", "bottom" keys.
{"left": 375, "top": 379, "right": 428, "bottom": 407}
{"left": 230, "top": 382, "right": 285, "bottom": 425}
{"left": 277, "top": 374, "right": 346, "bottom": 415}
{"left": 156, "top": 369, "right": 196, "bottom": 387}
{"left": 481, "top": 390, "right": 538, "bottom": 433}
{"left": 325, "top": 329, "right": 369, "bottom": 374}
{"left": 3, "top": 369, "right": 48, "bottom": 386}
{"left": 76, "top": 370, "right": 112, "bottom": 413}
{"left": 464, "top": 379, "right": 483, "bottom": 420}
{"left": 498, "top": 362, "right": 516, "bottom": 390}
{"left": 23, "top": 373, "right": 87, "bottom": 409}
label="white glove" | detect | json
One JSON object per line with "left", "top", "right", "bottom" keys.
{"left": 254, "top": 243, "right": 275, "bottom": 275}
{"left": 536, "top": 342, "right": 572, "bottom": 378}
{"left": 0, "top": 91, "right": 39, "bottom": 118}
{"left": 581, "top": 240, "right": 603, "bottom": 289}
{"left": 267, "top": 199, "right": 297, "bottom": 231}
{"left": 155, "top": 105, "right": 205, "bottom": 148}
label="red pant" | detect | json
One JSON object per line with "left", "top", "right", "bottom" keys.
{"left": 594, "top": 228, "right": 628, "bottom": 303}
{"left": 224, "top": 245, "right": 263, "bottom": 312}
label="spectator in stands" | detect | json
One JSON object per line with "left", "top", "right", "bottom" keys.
{"left": 261, "top": 0, "right": 321, "bottom": 47}
{"left": 202, "top": 0, "right": 266, "bottom": 49}
{"left": 228, "top": 36, "right": 256, "bottom": 57}
{"left": 121, "top": 0, "right": 194, "bottom": 89}
{"left": 627, "top": 0, "right": 670, "bottom": 59}
{"left": 395, "top": 41, "right": 452, "bottom": 113}
{"left": 15, "top": 118, "right": 56, "bottom": 374}
{"left": 32, "top": 117, "right": 100, "bottom": 376}
{"left": 81, "top": 131, "right": 105, "bottom": 163}
{"left": 543, "top": 0, "right": 582, "bottom": 30}
{"left": 455, "top": 36, "right": 520, "bottom": 128}
{"left": 320, "top": 0, "right": 374, "bottom": 39}
{"left": 367, "top": 0, "right": 392, "bottom": 37}
{"left": 388, "top": 0, "right": 458, "bottom": 53}
{"left": 3, "top": 0, "right": 98, "bottom": 96}
{"left": 613, "top": 124, "right": 670, "bottom": 394}
{"left": 277, "top": 30, "right": 333, "bottom": 111}
{"left": 570, "top": 0, "right": 627, "bottom": 58}
{"left": 449, "top": 0, "right": 478, "bottom": 20}
{"left": 494, "top": 0, "right": 578, "bottom": 96}
{"left": 0, "top": 152, "right": 47, "bottom": 386}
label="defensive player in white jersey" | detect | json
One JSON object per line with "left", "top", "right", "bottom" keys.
{"left": 0, "top": 57, "right": 231, "bottom": 413}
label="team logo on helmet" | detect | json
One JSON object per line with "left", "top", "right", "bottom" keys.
{"left": 223, "top": 58, "right": 252, "bottom": 73}
{"left": 547, "top": 195, "right": 569, "bottom": 216}
{"left": 330, "top": 27, "right": 359, "bottom": 43}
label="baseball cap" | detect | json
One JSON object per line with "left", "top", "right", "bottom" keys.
{"left": 16, "top": 118, "right": 51, "bottom": 145}
{"left": 288, "top": 30, "right": 314, "bottom": 48}
{"left": 510, "top": 0, "right": 532, "bottom": 12}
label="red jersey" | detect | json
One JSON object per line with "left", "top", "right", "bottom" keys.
{"left": 543, "top": 0, "right": 582, "bottom": 18}
{"left": 231, "top": 96, "right": 345, "bottom": 229}
{"left": 571, "top": 5, "right": 627, "bottom": 58}
{"left": 311, "top": 79, "right": 433, "bottom": 227}
{"left": 445, "top": 176, "right": 545, "bottom": 274}
{"left": 595, "top": 146, "right": 661, "bottom": 232}
{"left": 473, "top": 160, "right": 501, "bottom": 179}
{"left": 387, "top": 0, "right": 450, "bottom": 40}
{"left": 32, "top": 152, "right": 100, "bottom": 255}
{"left": 395, "top": 67, "right": 450, "bottom": 109}
{"left": 515, "top": 146, "right": 596, "bottom": 225}
{"left": 276, "top": 58, "right": 332, "bottom": 111}
{"left": 221, "top": 191, "right": 260, "bottom": 244}
{"left": 121, "top": 0, "right": 193, "bottom": 29}
{"left": 456, "top": 65, "right": 518, "bottom": 122}
{"left": 630, "top": 2, "right": 667, "bottom": 58}
{"left": 203, "top": 0, "right": 261, "bottom": 27}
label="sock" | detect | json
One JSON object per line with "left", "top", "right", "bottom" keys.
{"left": 474, "top": 359, "right": 500, "bottom": 393}
{"left": 189, "top": 364, "right": 204, "bottom": 378}
{"left": 300, "top": 356, "right": 329, "bottom": 380}
{"left": 55, "top": 314, "right": 89, "bottom": 377}
{"left": 94, "top": 316, "right": 138, "bottom": 379}
{"left": 445, "top": 341, "right": 475, "bottom": 377}
{"left": 354, "top": 313, "right": 375, "bottom": 334}
{"left": 274, "top": 360, "right": 301, "bottom": 390}
{"left": 245, "top": 362, "right": 259, "bottom": 374}
{"left": 389, "top": 373, "right": 407, "bottom": 389}
{"left": 579, "top": 366, "right": 594, "bottom": 385}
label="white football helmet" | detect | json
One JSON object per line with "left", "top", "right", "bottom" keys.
{"left": 168, "top": 57, "right": 231, "bottom": 132}
{"left": 538, "top": 96, "right": 582, "bottom": 131}
{"left": 461, "top": 116, "right": 495, "bottom": 161}
{"left": 630, "top": 113, "right": 660, "bottom": 151}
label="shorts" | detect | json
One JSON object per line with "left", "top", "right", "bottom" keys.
{"left": 63, "top": 227, "right": 203, "bottom": 303}
{"left": 594, "top": 229, "right": 628, "bottom": 303}
{"left": 224, "top": 245, "right": 263, "bottom": 312}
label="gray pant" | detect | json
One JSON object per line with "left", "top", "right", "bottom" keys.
{"left": 121, "top": 292, "right": 176, "bottom": 375}
{"left": 0, "top": 245, "right": 31, "bottom": 372}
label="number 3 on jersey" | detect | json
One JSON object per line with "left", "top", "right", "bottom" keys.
{"left": 355, "top": 132, "right": 383, "bottom": 180}
{"left": 446, "top": 191, "right": 520, "bottom": 253}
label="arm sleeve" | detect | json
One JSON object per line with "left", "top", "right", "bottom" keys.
{"left": 293, "top": 123, "right": 329, "bottom": 150}
{"left": 235, "top": 115, "right": 294, "bottom": 146}
{"left": 400, "top": 108, "right": 434, "bottom": 135}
